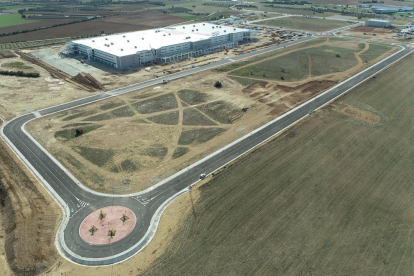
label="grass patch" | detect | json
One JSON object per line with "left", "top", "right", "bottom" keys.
{"left": 231, "top": 46, "right": 359, "bottom": 82}
{"left": 119, "top": 159, "right": 140, "bottom": 172}
{"left": 62, "top": 110, "right": 97, "bottom": 121}
{"left": 83, "top": 113, "right": 113, "bottom": 121}
{"left": 62, "top": 123, "right": 91, "bottom": 129}
{"left": 132, "top": 93, "right": 178, "bottom": 114}
{"left": 111, "top": 106, "right": 135, "bottom": 117}
{"left": 215, "top": 61, "right": 251, "bottom": 72}
{"left": 8, "top": 61, "right": 32, "bottom": 69}
{"left": 178, "top": 128, "right": 226, "bottom": 145}
{"left": 132, "top": 119, "right": 150, "bottom": 124}
{"left": 177, "top": 90, "right": 210, "bottom": 105}
{"left": 0, "top": 13, "right": 38, "bottom": 28}
{"left": 183, "top": 108, "right": 217, "bottom": 126}
{"left": 64, "top": 153, "right": 83, "bottom": 170}
{"left": 99, "top": 101, "right": 125, "bottom": 110}
{"left": 360, "top": 43, "right": 395, "bottom": 63}
{"left": 256, "top": 16, "right": 349, "bottom": 32}
{"left": 74, "top": 146, "right": 114, "bottom": 167}
{"left": 147, "top": 111, "right": 179, "bottom": 125}
{"left": 142, "top": 51, "right": 414, "bottom": 276}
{"left": 140, "top": 147, "right": 168, "bottom": 160}
{"left": 172, "top": 147, "right": 189, "bottom": 159}
{"left": 54, "top": 125, "right": 102, "bottom": 141}
{"left": 229, "top": 76, "right": 266, "bottom": 86}
{"left": 173, "top": 13, "right": 201, "bottom": 21}
{"left": 196, "top": 101, "right": 244, "bottom": 124}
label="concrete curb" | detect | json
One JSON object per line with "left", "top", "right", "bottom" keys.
{"left": 60, "top": 188, "right": 189, "bottom": 266}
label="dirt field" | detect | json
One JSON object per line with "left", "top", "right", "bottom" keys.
{"left": 27, "top": 38, "right": 398, "bottom": 194}
{"left": 0, "top": 10, "right": 186, "bottom": 43}
{"left": 139, "top": 52, "right": 414, "bottom": 276}
{"left": 340, "top": 26, "right": 406, "bottom": 44}
{"left": 0, "top": 17, "right": 80, "bottom": 34}
{"left": 0, "top": 121, "right": 61, "bottom": 276}
{"left": 256, "top": 16, "right": 352, "bottom": 32}
{"left": 0, "top": 55, "right": 94, "bottom": 120}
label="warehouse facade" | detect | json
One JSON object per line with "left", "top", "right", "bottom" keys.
{"left": 365, "top": 19, "right": 392, "bottom": 28}
{"left": 65, "top": 23, "right": 256, "bottom": 69}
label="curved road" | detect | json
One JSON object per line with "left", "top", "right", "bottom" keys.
{"left": 1, "top": 36, "right": 411, "bottom": 265}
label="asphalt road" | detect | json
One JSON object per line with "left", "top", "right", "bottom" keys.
{"left": 1, "top": 36, "right": 410, "bottom": 265}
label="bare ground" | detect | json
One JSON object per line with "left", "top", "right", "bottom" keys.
{"left": 0, "top": 122, "right": 61, "bottom": 276}
{"left": 0, "top": 56, "right": 94, "bottom": 120}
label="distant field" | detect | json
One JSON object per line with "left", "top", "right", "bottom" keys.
{"left": 0, "top": 10, "right": 186, "bottom": 43}
{"left": 143, "top": 53, "right": 414, "bottom": 275}
{"left": 254, "top": 4, "right": 337, "bottom": 17}
{"left": 256, "top": 16, "right": 351, "bottom": 32}
{"left": 0, "top": 13, "right": 38, "bottom": 28}
{"left": 0, "top": 17, "right": 81, "bottom": 34}
{"left": 173, "top": 13, "right": 201, "bottom": 21}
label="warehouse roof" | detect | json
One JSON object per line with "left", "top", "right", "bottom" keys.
{"left": 72, "top": 23, "right": 248, "bottom": 57}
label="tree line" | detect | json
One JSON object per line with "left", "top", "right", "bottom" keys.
{"left": 0, "top": 71, "right": 39, "bottom": 78}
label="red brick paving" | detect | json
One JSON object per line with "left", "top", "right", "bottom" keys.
{"left": 79, "top": 206, "right": 136, "bottom": 245}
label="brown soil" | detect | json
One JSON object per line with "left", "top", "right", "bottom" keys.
{"left": 334, "top": 103, "right": 381, "bottom": 124}
{"left": 18, "top": 51, "right": 103, "bottom": 92}
{"left": 72, "top": 72, "right": 105, "bottom": 90}
{"left": 0, "top": 18, "right": 80, "bottom": 35}
{"left": 276, "top": 80, "right": 338, "bottom": 95}
{"left": 242, "top": 82, "right": 268, "bottom": 93}
{"left": 0, "top": 124, "right": 61, "bottom": 275}
{"left": 0, "top": 55, "right": 93, "bottom": 120}
{"left": 349, "top": 26, "right": 396, "bottom": 34}
{"left": 0, "top": 10, "right": 186, "bottom": 44}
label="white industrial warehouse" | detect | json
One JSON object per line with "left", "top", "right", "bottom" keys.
{"left": 65, "top": 23, "right": 257, "bottom": 69}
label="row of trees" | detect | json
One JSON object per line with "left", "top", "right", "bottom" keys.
{"left": 261, "top": 0, "right": 310, "bottom": 5}
{"left": 264, "top": 4, "right": 390, "bottom": 19}
{"left": 0, "top": 71, "right": 39, "bottom": 78}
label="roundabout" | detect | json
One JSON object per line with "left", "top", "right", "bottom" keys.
{"left": 79, "top": 206, "right": 136, "bottom": 245}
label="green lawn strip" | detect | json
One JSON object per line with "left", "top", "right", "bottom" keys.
{"left": 142, "top": 54, "right": 414, "bottom": 276}
{"left": 256, "top": 17, "right": 351, "bottom": 32}
{"left": 0, "top": 13, "right": 38, "bottom": 28}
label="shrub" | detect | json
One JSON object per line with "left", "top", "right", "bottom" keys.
{"left": 214, "top": 81, "right": 222, "bottom": 88}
